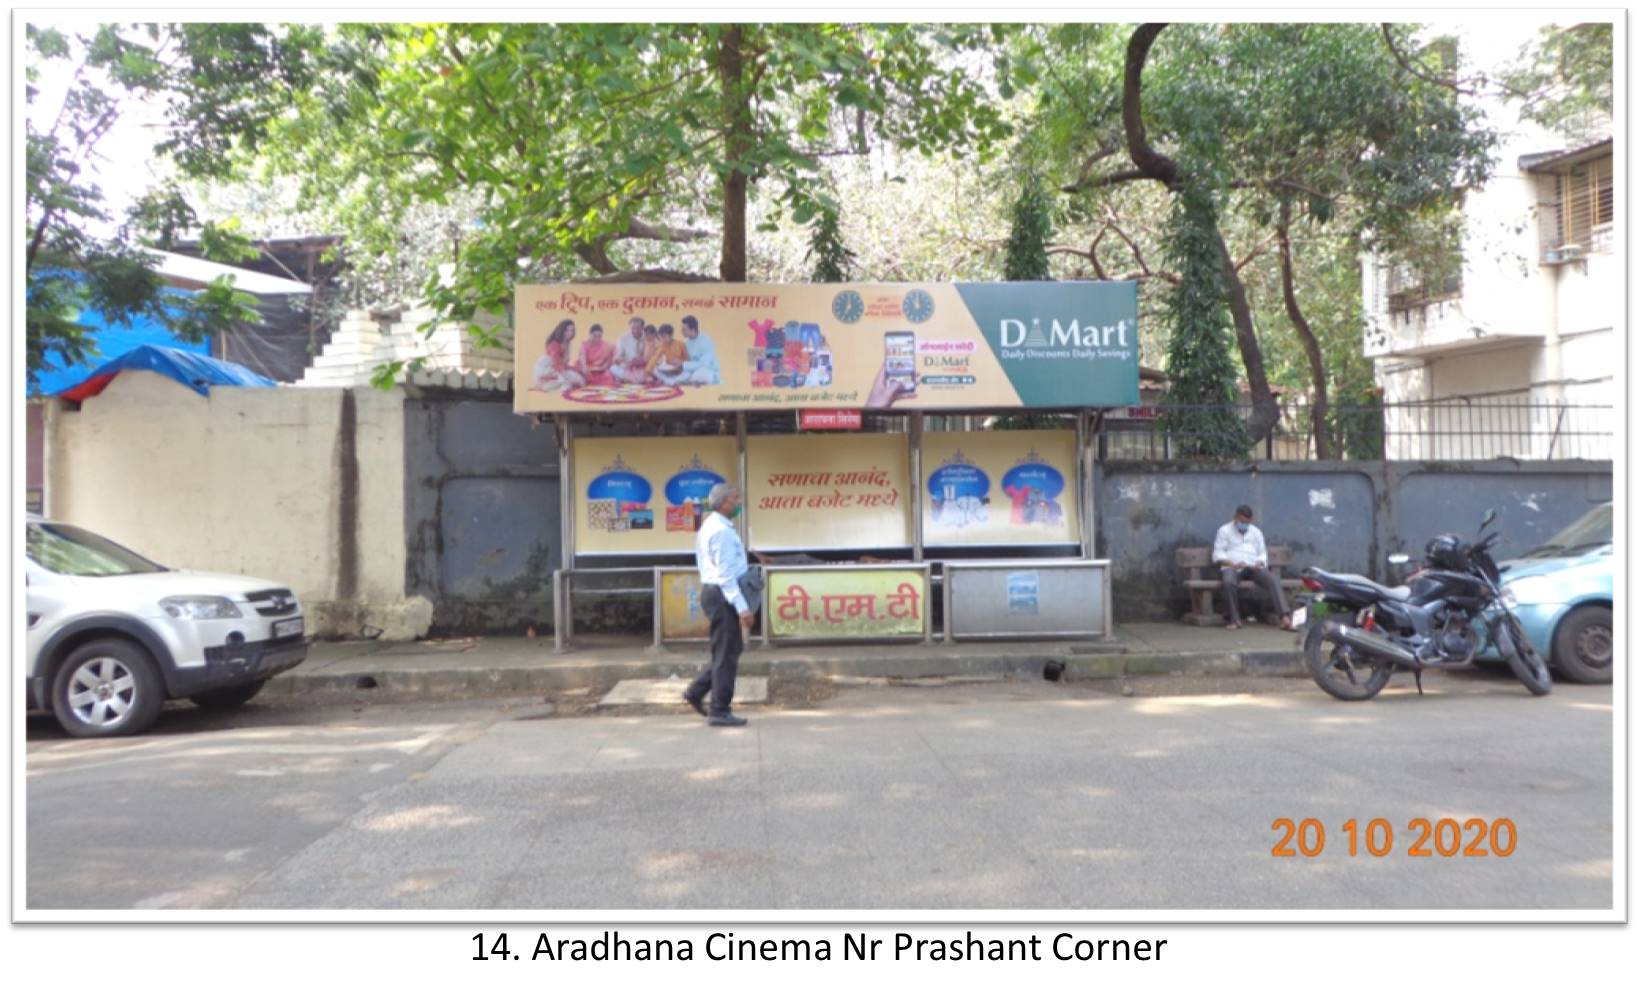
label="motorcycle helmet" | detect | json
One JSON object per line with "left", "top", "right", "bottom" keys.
{"left": 1425, "top": 533, "right": 1470, "bottom": 570}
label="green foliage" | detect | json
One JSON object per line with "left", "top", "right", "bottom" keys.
{"left": 1019, "top": 23, "right": 1497, "bottom": 430}
{"left": 805, "top": 204, "right": 856, "bottom": 282}
{"left": 1331, "top": 389, "right": 1385, "bottom": 460}
{"left": 252, "top": 23, "right": 1015, "bottom": 345}
{"left": 24, "top": 23, "right": 319, "bottom": 384}
{"left": 1157, "top": 186, "right": 1249, "bottom": 458}
{"left": 1501, "top": 23, "right": 1613, "bottom": 142}
{"left": 1243, "top": 223, "right": 1373, "bottom": 397}
{"left": 1002, "top": 173, "right": 1054, "bottom": 281}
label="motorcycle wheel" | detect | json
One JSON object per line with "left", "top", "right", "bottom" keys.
{"left": 1305, "top": 622, "right": 1393, "bottom": 702}
{"left": 1503, "top": 615, "right": 1553, "bottom": 697}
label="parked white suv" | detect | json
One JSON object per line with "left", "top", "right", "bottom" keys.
{"left": 25, "top": 517, "right": 308, "bottom": 737}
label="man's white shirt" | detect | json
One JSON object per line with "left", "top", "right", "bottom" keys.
{"left": 696, "top": 511, "right": 749, "bottom": 613}
{"left": 1213, "top": 521, "right": 1268, "bottom": 568}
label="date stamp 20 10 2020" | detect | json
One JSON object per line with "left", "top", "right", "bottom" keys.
{"left": 1270, "top": 817, "right": 1517, "bottom": 859}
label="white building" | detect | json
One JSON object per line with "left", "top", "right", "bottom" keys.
{"left": 1362, "top": 27, "right": 1616, "bottom": 461}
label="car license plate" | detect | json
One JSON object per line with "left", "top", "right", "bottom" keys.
{"left": 274, "top": 617, "right": 304, "bottom": 639}
{"left": 1291, "top": 606, "right": 1308, "bottom": 628}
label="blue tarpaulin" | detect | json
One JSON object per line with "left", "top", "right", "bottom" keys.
{"left": 57, "top": 345, "right": 277, "bottom": 402}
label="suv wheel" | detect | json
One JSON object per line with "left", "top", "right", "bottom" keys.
{"left": 51, "top": 638, "right": 165, "bottom": 738}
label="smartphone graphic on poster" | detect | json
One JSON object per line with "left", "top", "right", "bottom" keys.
{"left": 884, "top": 330, "right": 917, "bottom": 393}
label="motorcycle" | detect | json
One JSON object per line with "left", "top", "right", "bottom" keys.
{"left": 1297, "top": 509, "right": 1553, "bottom": 701}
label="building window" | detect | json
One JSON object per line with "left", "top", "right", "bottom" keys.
{"left": 1544, "top": 155, "right": 1613, "bottom": 259}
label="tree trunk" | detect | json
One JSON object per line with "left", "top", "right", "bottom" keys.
{"left": 1121, "top": 24, "right": 1180, "bottom": 187}
{"left": 1277, "top": 201, "right": 1332, "bottom": 459}
{"left": 716, "top": 25, "right": 751, "bottom": 283}
{"left": 1215, "top": 228, "right": 1281, "bottom": 444}
{"left": 1123, "top": 23, "right": 1280, "bottom": 445}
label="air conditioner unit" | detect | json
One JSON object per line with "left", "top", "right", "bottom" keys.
{"left": 1543, "top": 244, "right": 1586, "bottom": 265}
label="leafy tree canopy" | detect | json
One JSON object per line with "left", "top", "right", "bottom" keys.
{"left": 1501, "top": 22, "right": 1613, "bottom": 142}
{"left": 251, "top": 23, "right": 1017, "bottom": 340}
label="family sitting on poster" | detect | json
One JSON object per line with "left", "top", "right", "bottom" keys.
{"left": 532, "top": 314, "right": 723, "bottom": 395}
{"left": 531, "top": 319, "right": 589, "bottom": 392}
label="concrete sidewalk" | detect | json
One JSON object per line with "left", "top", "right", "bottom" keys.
{"left": 264, "top": 622, "right": 1305, "bottom": 699}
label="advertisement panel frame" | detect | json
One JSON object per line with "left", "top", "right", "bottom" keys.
{"left": 941, "top": 558, "right": 1114, "bottom": 642}
{"left": 921, "top": 426, "right": 1084, "bottom": 549}
{"left": 759, "top": 563, "right": 933, "bottom": 646}
{"left": 514, "top": 281, "right": 1140, "bottom": 414}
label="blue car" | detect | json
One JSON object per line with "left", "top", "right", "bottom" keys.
{"left": 1488, "top": 503, "right": 1614, "bottom": 684}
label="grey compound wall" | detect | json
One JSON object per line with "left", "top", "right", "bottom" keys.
{"left": 1096, "top": 460, "right": 1613, "bottom": 622}
{"left": 404, "top": 395, "right": 562, "bottom": 634}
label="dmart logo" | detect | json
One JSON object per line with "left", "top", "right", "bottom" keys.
{"left": 998, "top": 317, "right": 1132, "bottom": 349}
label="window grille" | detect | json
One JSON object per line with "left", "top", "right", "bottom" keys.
{"left": 1542, "top": 154, "right": 1613, "bottom": 260}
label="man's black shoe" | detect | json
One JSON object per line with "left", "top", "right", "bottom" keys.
{"left": 707, "top": 713, "right": 748, "bottom": 727}
{"left": 683, "top": 693, "right": 707, "bottom": 717}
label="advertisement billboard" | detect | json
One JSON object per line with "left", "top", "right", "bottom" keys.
{"left": 515, "top": 282, "right": 1138, "bottom": 413}
{"left": 746, "top": 434, "right": 911, "bottom": 551}
{"left": 922, "top": 429, "right": 1081, "bottom": 547}
{"left": 572, "top": 436, "right": 738, "bottom": 555}
{"left": 766, "top": 568, "right": 927, "bottom": 640}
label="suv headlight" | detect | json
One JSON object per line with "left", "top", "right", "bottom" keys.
{"left": 160, "top": 596, "right": 243, "bottom": 619}
{"left": 1498, "top": 575, "right": 1561, "bottom": 609}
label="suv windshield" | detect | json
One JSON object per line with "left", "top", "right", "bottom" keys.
{"left": 26, "top": 522, "right": 166, "bottom": 576}
{"left": 1522, "top": 504, "right": 1613, "bottom": 559}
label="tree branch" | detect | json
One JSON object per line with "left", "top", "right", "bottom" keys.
{"left": 1063, "top": 167, "right": 1156, "bottom": 194}
{"left": 1378, "top": 22, "right": 1526, "bottom": 99}
{"left": 580, "top": 268, "right": 716, "bottom": 284}
{"left": 622, "top": 219, "right": 714, "bottom": 243}
{"left": 1086, "top": 225, "right": 1110, "bottom": 280}
{"left": 1278, "top": 198, "right": 1332, "bottom": 458}
{"left": 1233, "top": 231, "right": 1281, "bottom": 273}
{"left": 1122, "top": 24, "right": 1181, "bottom": 188}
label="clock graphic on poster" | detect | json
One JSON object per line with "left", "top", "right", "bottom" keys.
{"left": 902, "top": 289, "right": 934, "bottom": 324}
{"left": 831, "top": 290, "right": 864, "bottom": 324}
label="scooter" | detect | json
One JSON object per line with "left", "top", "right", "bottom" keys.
{"left": 1297, "top": 509, "right": 1552, "bottom": 701}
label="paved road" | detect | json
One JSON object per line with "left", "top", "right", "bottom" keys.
{"left": 24, "top": 670, "right": 1614, "bottom": 911}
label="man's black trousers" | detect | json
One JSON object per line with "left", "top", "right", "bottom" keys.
{"left": 1218, "top": 566, "right": 1290, "bottom": 624}
{"left": 686, "top": 583, "right": 743, "bottom": 716}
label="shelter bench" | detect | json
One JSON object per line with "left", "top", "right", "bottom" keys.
{"left": 1175, "top": 545, "right": 1302, "bottom": 626}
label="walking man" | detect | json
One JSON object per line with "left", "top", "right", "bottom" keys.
{"left": 1212, "top": 504, "right": 1292, "bottom": 631}
{"left": 684, "top": 483, "right": 757, "bottom": 726}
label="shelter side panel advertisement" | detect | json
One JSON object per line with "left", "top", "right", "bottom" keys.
{"left": 657, "top": 570, "right": 709, "bottom": 641}
{"left": 572, "top": 436, "right": 738, "bottom": 555}
{"left": 767, "top": 568, "right": 926, "bottom": 640}
{"left": 922, "top": 429, "right": 1081, "bottom": 546}
{"left": 746, "top": 433, "right": 912, "bottom": 551}
{"left": 514, "top": 282, "right": 1138, "bottom": 412}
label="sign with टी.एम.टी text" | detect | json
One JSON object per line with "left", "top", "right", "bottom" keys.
{"left": 767, "top": 569, "right": 926, "bottom": 640}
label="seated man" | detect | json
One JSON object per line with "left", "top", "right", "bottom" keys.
{"left": 1212, "top": 504, "right": 1291, "bottom": 631}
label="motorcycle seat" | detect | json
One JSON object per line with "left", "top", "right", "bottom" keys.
{"left": 1311, "top": 568, "right": 1411, "bottom": 603}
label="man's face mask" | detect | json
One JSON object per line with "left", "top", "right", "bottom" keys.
{"left": 1236, "top": 521, "right": 1250, "bottom": 534}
